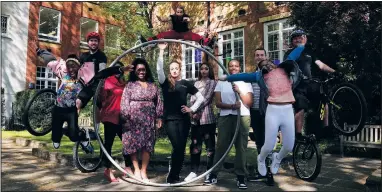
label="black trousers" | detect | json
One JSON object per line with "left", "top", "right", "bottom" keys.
{"left": 250, "top": 109, "right": 265, "bottom": 154}
{"left": 51, "top": 106, "right": 84, "bottom": 143}
{"left": 165, "top": 119, "right": 191, "bottom": 178}
{"left": 189, "top": 123, "right": 216, "bottom": 172}
{"left": 103, "top": 122, "right": 131, "bottom": 168}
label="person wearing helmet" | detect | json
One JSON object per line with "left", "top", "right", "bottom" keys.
{"left": 76, "top": 32, "right": 108, "bottom": 109}
{"left": 284, "top": 29, "right": 336, "bottom": 140}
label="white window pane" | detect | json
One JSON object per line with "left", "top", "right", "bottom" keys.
{"left": 80, "top": 17, "right": 98, "bottom": 44}
{"left": 223, "top": 34, "right": 231, "bottom": 40}
{"left": 195, "top": 63, "right": 200, "bottom": 79}
{"left": 268, "top": 23, "right": 279, "bottom": 32}
{"left": 234, "top": 31, "right": 243, "bottom": 38}
{"left": 282, "top": 30, "right": 293, "bottom": 50}
{"left": 38, "top": 7, "right": 60, "bottom": 41}
{"left": 268, "top": 33, "right": 279, "bottom": 51}
{"left": 269, "top": 51, "right": 279, "bottom": 64}
{"left": 106, "top": 24, "right": 120, "bottom": 48}
{"left": 186, "top": 64, "right": 192, "bottom": 79}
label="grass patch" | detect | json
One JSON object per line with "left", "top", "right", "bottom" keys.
{"left": 2, "top": 130, "right": 259, "bottom": 163}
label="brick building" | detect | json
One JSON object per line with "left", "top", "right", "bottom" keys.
{"left": 1, "top": 2, "right": 122, "bottom": 119}
{"left": 152, "top": 2, "right": 294, "bottom": 79}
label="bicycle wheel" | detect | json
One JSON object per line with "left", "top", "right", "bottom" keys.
{"left": 330, "top": 83, "right": 367, "bottom": 136}
{"left": 73, "top": 128, "right": 104, "bottom": 173}
{"left": 23, "top": 88, "right": 57, "bottom": 136}
{"left": 293, "top": 137, "right": 322, "bottom": 181}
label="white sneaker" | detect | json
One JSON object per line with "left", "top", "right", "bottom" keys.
{"left": 53, "top": 142, "right": 60, "bottom": 149}
{"left": 257, "top": 156, "right": 267, "bottom": 176}
{"left": 81, "top": 141, "right": 89, "bottom": 147}
{"left": 204, "top": 173, "right": 210, "bottom": 183}
{"left": 184, "top": 172, "right": 197, "bottom": 182}
{"left": 271, "top": 152, "right": 282, "bottom": 175}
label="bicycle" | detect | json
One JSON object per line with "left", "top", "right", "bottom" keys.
{"left": 22, "top": 88, "right": 104, "bottom": 173}
{"left": 293, "top": 73, "right": 368, "bottom": 181}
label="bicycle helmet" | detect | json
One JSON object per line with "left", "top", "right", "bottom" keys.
{"left": 86, "top": 32, "right": 100, "bottom": 42}
{"left": 290, "top": 29, "right": 306, "bottom": 40}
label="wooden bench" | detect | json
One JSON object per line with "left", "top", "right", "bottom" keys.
{"left": 78, "top": 117, "right": 92, "bottom": 128}
{"left": 341, "top": 125, "right": 381, "bottom": 149}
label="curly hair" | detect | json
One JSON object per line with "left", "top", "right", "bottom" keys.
{"left": 128, "top": 58, "right": 154, "bottom": 83}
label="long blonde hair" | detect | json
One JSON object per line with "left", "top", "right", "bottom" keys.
{"left": 168, "top": 61, "right": 181, "bottom": 90}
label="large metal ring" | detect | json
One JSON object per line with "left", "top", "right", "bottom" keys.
{"left": 93, "top": 39, "right": 241, "bottom": 187}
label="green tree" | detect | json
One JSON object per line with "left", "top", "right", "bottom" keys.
{"left": 288, "top": 2, "right": 381, "bottom": 122}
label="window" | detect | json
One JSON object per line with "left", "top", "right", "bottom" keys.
{"left": 218, "top": 28, "right": 245, "bottom": 75}
{"left": 181, "top": 42, "right": 202, "bottom": 80}
{"left": 38, "top": 7, "right": 61, "bottom": 42}
{"left": 105, "top": 24, "right": 120, "bottom": 49}
{"left": 1, "top": 15, "right": 9, "bottom": 35}
{"left": 36, "top": 67, "right": 58, "bottom": 90}
{"left": 80, "top": 17, "right": 98, "bottom": 47}
{"left": 264, "top": 19, "right": 294, "bottom": 65}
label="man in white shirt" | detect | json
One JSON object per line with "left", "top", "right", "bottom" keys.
{"left": 247, "top": 49, "right": 268, "bottom": 181}
{"left": 205, "top": 60, "right": 253, "bottom": 189}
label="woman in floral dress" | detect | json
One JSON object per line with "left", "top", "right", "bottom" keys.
{"left": 120, "top": 58, "right": 163, "bottom": 182}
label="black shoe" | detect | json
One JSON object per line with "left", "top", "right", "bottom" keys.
{"left": 237, "top": 175, "right": 248, "bottom": 189}
{"left": 166, "top": 174, "right": 180, "bottom": 184}
{"left": 247, "top": 171, "right": 267, "bottom": 181}
{"left": 204, "top": 173, "right": 217, "bottom": 184}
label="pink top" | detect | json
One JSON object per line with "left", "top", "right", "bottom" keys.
{"left": 263, "top": 68, "right": 295, "bottom": 103}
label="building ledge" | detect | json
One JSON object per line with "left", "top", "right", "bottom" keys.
{"left": 259, "top": 12, "right": 291, "bottom": 23}
{"left": 216, "top": 22, "right": 247, "bottom": 33}
{"left": 38, "top": 38, "right": 62, "bottom": 45}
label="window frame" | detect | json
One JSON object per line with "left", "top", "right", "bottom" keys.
{"left": 217, "top": 28, "right": 245, "bottom": 77}
{"left": 35, "top": 66, "right": 58, "bottom": 91}
{"left": 105, "top": 24, "right": 121, "bottom": 49}
{"left": 38, "top": 7, "right": 62, "bottom": 43}
{"left": 80, "top": 17, "right": 99, "bottom": 47}
{"left": 181, "top": 41, "right": 203, "bottom": 80}
{"left": 263, "top": 18, "right": 295, "bottom": 64}
{"left": 1, "top": 14, "right": 10, "bottom": 36}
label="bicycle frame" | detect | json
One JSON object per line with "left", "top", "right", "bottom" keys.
{"left": 312, "top": 77, "right": 342, "bottom": 121}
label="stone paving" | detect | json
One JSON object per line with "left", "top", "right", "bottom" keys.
{"left": 1, "top": 139, "right": 381, "bottom": 191}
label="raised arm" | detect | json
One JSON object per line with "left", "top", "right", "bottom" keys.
{"left": 156, "top": 43, "right": 167, "bottom": 84}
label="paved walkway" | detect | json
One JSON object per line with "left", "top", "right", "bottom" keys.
{"left": 1, "top": 139, "right": 380, "bottom": 191}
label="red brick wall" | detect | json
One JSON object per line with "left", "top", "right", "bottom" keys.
{"left": 25, "top": 2, "right": 122, "bottom": 89}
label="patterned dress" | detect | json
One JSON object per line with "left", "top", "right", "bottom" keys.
{"left": 120, "top": 81, "right": 163, "bottom": 155}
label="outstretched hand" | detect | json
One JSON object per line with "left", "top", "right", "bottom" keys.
{"left": 218, "top": 75, "right": 227, "bottom": 81}
{"left": 121, "top": 64, "right": 134, "bottom": 72}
